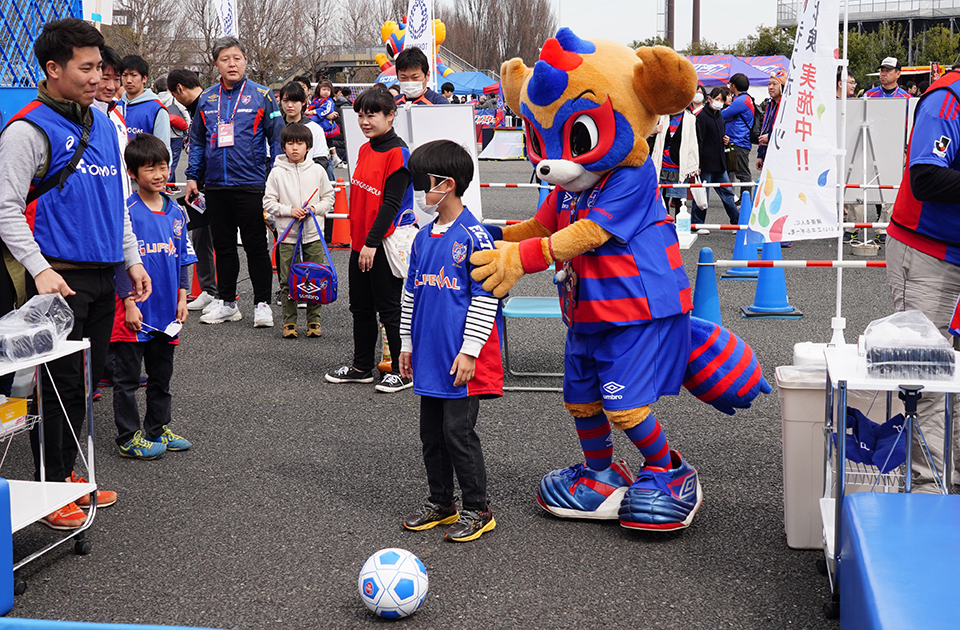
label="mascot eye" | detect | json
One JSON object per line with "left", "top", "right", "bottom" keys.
{"left": 525, "top": 122, "right": 545, "bottom": 164}
{"left": 569, "top": 115, "right": 599, "bottom": 157}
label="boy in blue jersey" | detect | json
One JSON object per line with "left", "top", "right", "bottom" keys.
{"left": 398, "top": 140, "right": 502, "bottom": 542}
{"left": 113, "top": 134, "right": 197, "bottom": 459}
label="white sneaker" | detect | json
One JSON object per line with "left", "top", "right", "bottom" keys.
{"left": 202, "top": 298, "right": 223, "bottom": 315}
{"left": 254, "top": 302, "right": 274, "bottom": 328}
{"left": 186, "top": 291, "right": 215, "bottom": 311}
{"left": 200, "top": 301, "right": 242, "bottom": 324}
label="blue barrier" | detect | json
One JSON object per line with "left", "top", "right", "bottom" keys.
{"left": 0, "top": 620, "right": 217, "bottom": 629}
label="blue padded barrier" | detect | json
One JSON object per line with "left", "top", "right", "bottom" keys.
{"left": 840, "top": 493, "right": 960, "bottom": 630}
{"left": 0, "top": 479, "right": 11, "bottom": 616}
{"left": 0, "top": 620, "right": 217, "bottom": 629}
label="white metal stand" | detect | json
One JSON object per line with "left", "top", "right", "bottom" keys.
{"left": 0, "top": 339, "right": 97, "bottom": 578}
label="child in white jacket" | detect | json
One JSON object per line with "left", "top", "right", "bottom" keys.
{"left": 263, "top": 123, "right": 336, "bottom": 338}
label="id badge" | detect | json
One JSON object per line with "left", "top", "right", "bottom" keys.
{"left": 560, "top": 261, "right": 578, "bottom": 327}
{"left": 217, "top": 121, "right": 235, "bottom": 147}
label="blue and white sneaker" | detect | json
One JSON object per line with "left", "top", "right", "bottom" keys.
{"left": 618, "top": 450, "right": 702, "bottom": 531}
{"left": 536, "top": 460, "right": 634, "bottom": 520}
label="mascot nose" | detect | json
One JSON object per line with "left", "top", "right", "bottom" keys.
{"left": 539, "top": 164, "right": 551, "bottom": 176}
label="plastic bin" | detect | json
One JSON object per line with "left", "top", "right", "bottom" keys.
{"left": 776, "top": 363, "right": 903, "bottom": 549}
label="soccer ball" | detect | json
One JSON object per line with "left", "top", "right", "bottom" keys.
{"left": 358, "top": 548, "right": 429, "bottom": 619}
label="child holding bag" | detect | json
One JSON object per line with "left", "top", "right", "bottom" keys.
{"left": 263, "top": 123, "right": 336, "bottom": 338}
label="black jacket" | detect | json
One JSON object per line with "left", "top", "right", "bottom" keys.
{"left": 696, "top": 106, "right": 728, "bottom": 173}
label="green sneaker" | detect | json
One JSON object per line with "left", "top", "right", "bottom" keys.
{"left": 151, "top": 426, "right": 191, "bottom": 451}
{"left": 119, "top": 430, "right": 166, "bottom": 460}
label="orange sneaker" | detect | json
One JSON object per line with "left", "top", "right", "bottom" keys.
{"left": 69, "top": 472, "right": 117, "bottom": 508}
{"left": 41, "top": 502, "right": 86, "bottom": 530}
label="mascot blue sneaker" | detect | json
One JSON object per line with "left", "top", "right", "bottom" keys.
{"left": 537, "top": 460, "right": 634, "bottom": 519}
{"left": 618, "top": 450, "right": 702, "bottom": 531}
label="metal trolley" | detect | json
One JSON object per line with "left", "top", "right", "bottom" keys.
{"left": 819, "top": 345, "right": 958, "bottom": 619}
{"left": 0, "top": 340, "right": 98, "bottom": 596}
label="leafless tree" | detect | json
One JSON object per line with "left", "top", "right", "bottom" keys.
{"left": 499, "top": 0, "right": 555, "bottom": 65}
{"left": 441, "top": 0, "right": 555, "bottom": 73}
{"left": 290, "top": 0, "right": 343, "bottom": 83}
{"left": 178, "top": 0, "right": 222, "bottom": 83}
{"left": 104, "top": 0, "right": 193, "bottom": 75}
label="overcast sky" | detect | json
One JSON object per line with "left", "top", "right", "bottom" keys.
{"left": 549, "top": 0, "right": 779, "bottom": 50}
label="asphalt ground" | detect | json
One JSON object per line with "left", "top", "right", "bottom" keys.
{"left": 5, "top": 158, "right": 892, "bottom": 629}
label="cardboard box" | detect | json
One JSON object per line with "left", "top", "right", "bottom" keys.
{"left": 0, "top": 398, "right": 27, "bottom": 427}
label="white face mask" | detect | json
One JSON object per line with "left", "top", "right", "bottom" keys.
{"left": 693, "top": 92, "right": 704, "bottom": 104}
{"left": 399, "top": 81, "right": 425, "bottom": 99}
{"left": 414, "top": 178, "right": 449, "bottom": 214}
{"left": 711, "top": 99, "right": 724, "bottom": 110}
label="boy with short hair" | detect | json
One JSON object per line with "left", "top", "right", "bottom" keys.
{"left": 120, "top": 55, "right": 172, "bottom": 159}
{"left": 394, "top": 47, "right": 449, "bottom": 105}
{"left": 399, "top": 139, "right": 502, "bottom": 542}
{"left": 263, "top": 123, "right": 335, "bottom": 338}
{"left": 113, "top": 134, "right": 197, "bottom": 459}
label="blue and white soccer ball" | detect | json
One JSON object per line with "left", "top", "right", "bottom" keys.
{"left": 358, "top": 548, "right": 429, "bottom": 619}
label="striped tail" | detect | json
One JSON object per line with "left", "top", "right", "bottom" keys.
{"left": 683, "top": 316, "right": 772, "bottom": 415}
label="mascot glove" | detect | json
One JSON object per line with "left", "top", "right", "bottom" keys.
{"left": 470, "top": 241, "right": 527, "bottom": 298}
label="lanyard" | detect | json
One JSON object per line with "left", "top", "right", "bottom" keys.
{"left": 218, "top": 79, "right": 246, "bottom": 124}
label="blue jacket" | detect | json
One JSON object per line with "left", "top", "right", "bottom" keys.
{"left": 722, "top": 93, "right": 755, "bottom": 149}
{"left": 185, "top": 78, "right": 283, "bottom": 188}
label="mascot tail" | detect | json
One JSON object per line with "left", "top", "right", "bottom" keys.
{"left": 683, "top": 316, "right": 772, "bottom": 415}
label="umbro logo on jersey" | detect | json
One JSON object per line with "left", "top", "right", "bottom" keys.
{"left": 934, "top": 135, "right": 951, "bottom": 157}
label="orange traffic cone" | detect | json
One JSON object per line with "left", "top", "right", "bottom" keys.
{"left": 331, "top": 177, "right": 351, "bottom": 248}
{"left": 378, "top": 324, "right": 393, "bottom": 375}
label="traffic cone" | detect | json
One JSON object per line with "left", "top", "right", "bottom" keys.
{"left": 331, "top": 177, "right": 351, "bottom": 247}
{"left": 537, "top": 178, "right": 550, "bottom": 208}
{"left": 740, "top": 241, "right": 803, "bottom": 319}
{"left": 189, "top": 267, "right": 202, "bottom": 300}
{"left": 721, "top": 190, "right": 760, "bottom": 280}
{"left": 378, "top": 324, "right": 393, "bottom": 375}
{"left": 691, "top": 247, "right": 722, "bottom": 326}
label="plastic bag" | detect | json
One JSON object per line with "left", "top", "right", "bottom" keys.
{"left": 864, "top": 310, "right": 955, "bottom": 380}
{"left": 691, "top": 176, "right": 708, "bottom": 209}
{"left": 0, "top": 294, "right": 74, "bottom": 362}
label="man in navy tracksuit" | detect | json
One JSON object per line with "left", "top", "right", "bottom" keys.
{"left": 185, "top": 36, "right": 283, "bottom": 328}
{"left": 722, "top": 72, "right": 755, "bottom": 195}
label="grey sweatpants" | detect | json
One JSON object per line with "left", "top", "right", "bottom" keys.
{"left": 886, "top": 236, "right": 960, "bottom": 492}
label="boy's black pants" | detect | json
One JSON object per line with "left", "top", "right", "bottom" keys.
{"left": 28, "top": 267, "right": 115, "bottom": 481}
{"left": 205, "top": 188, "right": 273, "bottom": 305}
{"left": 420, "top": 395, "right": 488, "bottom": 512}
{"left": 348, "top": 247, "right": 402, "bottom": 374}
{"left": 112, "top": 338, "right": 175, "bottom": 446}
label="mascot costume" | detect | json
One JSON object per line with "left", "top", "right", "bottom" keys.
{"left": 375, "top": 17, "right": 455, "bottom": 80}
{"left": 473, "top": 29, "right": 771, "bottom": 531}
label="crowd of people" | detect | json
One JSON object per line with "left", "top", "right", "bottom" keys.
{"left": 0, "top": 20, "right": 500, "bottom": 542}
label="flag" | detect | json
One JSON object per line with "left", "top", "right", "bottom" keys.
{"left": 495, "top": 82, "right": 505, "bottom": 128}
{"left": 404, "top": 0, "right": 436, "bottom": 89}
{"left": 215, "top": 0, "right": 239, "bottom": 37}
{"left": 748, "top": 0, "right": 840, "bottom": 242}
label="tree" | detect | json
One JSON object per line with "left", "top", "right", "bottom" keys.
{"left": 104, "top": 0, "right": 192, "bottom": 75}
{"left": 683, "top": 39, "right": 720, "bottom": 55}
{"left": 628, "top": 35, "right": 670, "bottom": 49}
{"left": 843, "top": 24, "right": 907, "bottom": 90}
{"left": 730, "top": 25, "right": 796, "bottom": 57}
{"left": 442, "top": 0, "right": 555, "bottom": 71}
{"left": 179, "top": 0, "right": 222, "bottom": 83}
{"left": 915, "top": 25, "right": 960, "bottom": 67}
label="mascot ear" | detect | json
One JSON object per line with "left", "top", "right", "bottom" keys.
{"left": 501, "top": 58, "right": 532, "bottom": 116}
{"left": 633, "top": 46, "right": 698, "bottom": 116}
{"left": 434, "top": 19, "right": 446, "bottom": 44}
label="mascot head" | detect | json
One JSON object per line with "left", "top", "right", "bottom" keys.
{"left": 502, "top": 28, "right": 697, "bottom": 191}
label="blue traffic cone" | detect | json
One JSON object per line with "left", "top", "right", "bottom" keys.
{"left": 721, "top": 190, "right": 760, "bottom": 280}
{"left": 537, "top": 180, "right": 550, "bottom": 208}
{"left": 692, "top": 247, "right": 722, "bottom": 326}
{"left": 740, "top": 241, "right": 803, "bottom": 318}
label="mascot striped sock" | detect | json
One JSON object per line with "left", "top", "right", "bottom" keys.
{"left": 575, "top": 414, "right": 613, "bottom": 470}
{"left": 623, "top": 416, "right": 672, "bottom": 469}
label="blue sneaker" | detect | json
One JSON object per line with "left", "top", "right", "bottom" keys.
{"left": 119, "top": 430, "right": 166, "bottom": 460}
{"left": 536, "top": 460, "right": 634, "bottom": 520}
{"left": 150, "top": 425, "right": 191, "bottom": 451}
{"left": 618, "top": 450, "right": 702, "bottom": 531}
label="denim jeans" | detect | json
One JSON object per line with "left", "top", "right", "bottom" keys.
{"left": 693, "top": 170, "right": 740, "bottom": 225}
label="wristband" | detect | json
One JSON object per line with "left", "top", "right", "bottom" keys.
{"left": 518, "top": 238, "right": 550, "bottom": 273}
{"left": 547, "top": 236, "right": 557, "bottom": 264}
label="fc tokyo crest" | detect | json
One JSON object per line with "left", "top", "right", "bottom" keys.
{"left": 241, "top": 94, "right": 252, "bottom": 105}
{"left": 172, "top": 218, "right": 183, "bottom": 237}
{"left": 452, "top": 241, "right": 467, "bottom": 264}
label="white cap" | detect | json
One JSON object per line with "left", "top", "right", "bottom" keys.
{"left": 880, "top": 57, "right": 900, "bottom": 70}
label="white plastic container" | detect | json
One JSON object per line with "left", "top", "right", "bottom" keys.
{"left": 776, "top": 358, "right": 903, "bottom": 549}
{"left": 675, "top": 200, "right": 690, "bottom": 233}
